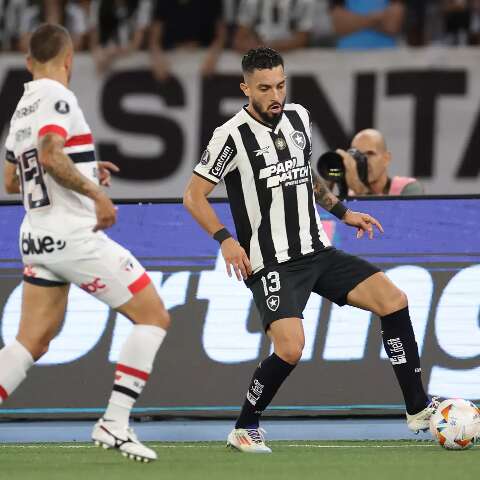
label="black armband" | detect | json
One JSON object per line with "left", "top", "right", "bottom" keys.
{"left": 330, "top": 202, "right": 348, "bottom": 220}
{"left": 213, "top": 227, "right": 232, "bottom": 244}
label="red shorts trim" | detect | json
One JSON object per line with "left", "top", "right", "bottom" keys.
{"left": 128, "top": 272, "right": 150, "bottom": 295}
{"left": 0, "top": 385, "right": 8, "bottom": 401}
{"left": 38, "top": 124, "right": 67, "bottom": 139}
{"left": 65, "top": 134, "right": 93, "bottom": 147}
{"left": 116, "top": 363, "right": 149, "bottom": 381}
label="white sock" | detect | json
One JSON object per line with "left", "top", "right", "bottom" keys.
{"left": 0, "top": 340, "right": 34, "bottom": 404}
{"left": 104, "top": 325, "right": 166, "bottom": 426}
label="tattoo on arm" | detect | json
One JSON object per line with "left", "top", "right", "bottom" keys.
{"left": 40, "top": 134, "right": 100, "bottom": 199}
{"left": 312, "top": 172, "right": 340, "bottom": 211}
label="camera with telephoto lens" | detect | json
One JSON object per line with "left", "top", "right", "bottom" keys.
{"left": 316, "top": 148, "right": 369, "bottom": 198}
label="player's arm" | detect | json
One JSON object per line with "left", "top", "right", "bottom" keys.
{"left": 312, "top": 172, "right": 384, "bottom": 239}
{"left": 38, "top": 132, "right": 116, "bottom": 231}
{"left": 183, "top": 174, "right": 252, "bottom": 280}
{"left": 4, "top": 161, "right": 20, "bottom": 194}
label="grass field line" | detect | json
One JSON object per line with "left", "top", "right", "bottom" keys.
{"left": 0, "top": 443, "right": 450, "bottom": 450}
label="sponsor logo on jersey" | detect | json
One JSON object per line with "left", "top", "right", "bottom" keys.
{"left": 80, "top": 277, "right": 107, "bottom": 294}
{"left": 55, "top": 100, "right": 70, "bottom": 114}
{"left": 21, "top": 232, "right": 67, "bottom": 255}
{"left": 209, "top": 145, "right": 235, "bottom": 179}
{"left": 253, "top": 146, "right": 270, "bottom": 157}
{"left": 266, "top": 294, "right": 280, "bottom": 311}
{"left": 15, "top": 127, "right": 32, "bottom": 143}
{"left": 259, "top": 157, "right": 309, "bottom": 188}
{"left": 23, "top": 265, "right": 37, "bottom": 277}
{"left": 14, "top": 99, "right": 40, "bottom": 120}
{"left": 200, "top": 149, "right": 210, "bottom": 165}
{"left": 290, "top": 130, "right": 306, "bottom": 150}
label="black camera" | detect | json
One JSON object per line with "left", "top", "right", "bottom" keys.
{"left": 317, "top": 148, "right": 369, "bottom": 198}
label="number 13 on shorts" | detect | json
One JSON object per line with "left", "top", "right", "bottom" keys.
{"left": 261, "top": 271, "right": 281, "bottom": 296}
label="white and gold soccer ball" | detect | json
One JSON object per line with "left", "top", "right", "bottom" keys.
{"left": 429, "top": 398, "right": 480, "bottom": 450}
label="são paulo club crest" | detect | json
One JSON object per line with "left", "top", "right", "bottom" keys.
{"left": 290, "top": 130, "right": 306, "bottom": 150}
{"left": 266, "top": 294, "right": 280, "bottom": 312}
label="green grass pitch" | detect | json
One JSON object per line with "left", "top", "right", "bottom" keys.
{"left": 1, "top": 441, "right": 478, "bottom": 480}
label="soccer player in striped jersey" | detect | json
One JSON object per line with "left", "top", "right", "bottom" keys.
{"left": 1, "top": 24, "right": 169, "bottom": 462}
{"left": 184, "top": 47, "right": 437, "bottom": 453}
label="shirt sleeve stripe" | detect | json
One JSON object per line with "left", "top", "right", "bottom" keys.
{"left": 65, "top": 133, "right": 93, "bottom": 147}
{"left": 38, "top": 124, "right": 68, "bottom": 139}
{"left": 193, "top": 171, "right": 219, "bottom": 185}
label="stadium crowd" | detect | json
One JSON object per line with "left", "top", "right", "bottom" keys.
{"left": 0, "top": 1, "right": 479, "bottom": 68}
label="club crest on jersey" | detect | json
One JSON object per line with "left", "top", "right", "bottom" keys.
{"left": 274, "top": 138, "right": 287, "bottom": 151}
{"left": 55, "top": 100, "right": 70, "bottom": 114}
{"left": 200, "top": 149, "right": 210, "bottom": 165}
{"left": 266, "top": 295, "right": 280, "bottom": 312}
{"left": 290, "top": 131, "right": 306, "bottom": 150}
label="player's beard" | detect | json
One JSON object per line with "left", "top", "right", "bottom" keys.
{"left": 252, "top": 98, "right": 285, "bottom": 126}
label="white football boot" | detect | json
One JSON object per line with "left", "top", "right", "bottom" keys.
{"left": 406, "top": 397, "right": 440, "bottom": 433}
{"left": 227, "top": 428, "right": 272, "bottom": 453}
{"left": 92, "top": 418, "right": 157, "bottom": 462}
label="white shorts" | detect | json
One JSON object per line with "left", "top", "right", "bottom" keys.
{"left": 21, "top": 232, "right": 150, "bottom": 309}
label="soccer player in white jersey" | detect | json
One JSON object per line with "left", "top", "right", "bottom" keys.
{"left": 184, "top": 47, "right": 438, "bottom": 453}
{"left": 1, "top": 24, "right": 169, "bottom": 462}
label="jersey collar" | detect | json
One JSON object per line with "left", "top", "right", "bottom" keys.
{"left": 24, "top": 78, "right": 69, "bottom": 93}
{"left": 242, "top": 105, "right": 284, "bottom": 132}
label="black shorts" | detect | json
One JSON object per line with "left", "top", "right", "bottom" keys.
{"left": 247, "top": 248, "right": 380, "bottom": 331}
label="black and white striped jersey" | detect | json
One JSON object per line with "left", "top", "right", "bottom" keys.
{"left": 194, "top": 103, "right": 331, "bottom": 274}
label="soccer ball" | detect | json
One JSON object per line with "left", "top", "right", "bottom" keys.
{"left": 429, "top": 398, "right": 480, "bottom": 450}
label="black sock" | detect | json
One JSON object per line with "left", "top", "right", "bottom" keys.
{"left": 235, "top": 353, "right": 296, "bottom": 429}
{"left": 380, "top": 306, "right": 429, "bottom": 415}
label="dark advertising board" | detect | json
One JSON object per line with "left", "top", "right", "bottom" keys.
{"left": 0, "top": 198, "right": 479, "bottom": 418}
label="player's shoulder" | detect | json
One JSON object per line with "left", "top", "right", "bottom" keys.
{"left": 284, "top": 102, "right": 309, "bottom": 117}
{"left": 284, "top": 102, "right": 311, "bottom": 126}
{"left": 42, "top": 82, "right": 79, "bottom": 110}
{"left": 211, "top": 110, "right": 246, "bottom": 138}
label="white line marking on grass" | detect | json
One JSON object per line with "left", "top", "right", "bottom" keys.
{"left": 0, "top": 443, "right": 445, "bottom": 450}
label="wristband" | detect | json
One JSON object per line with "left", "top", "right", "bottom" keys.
{"left": 330, "top": 202, "right": 349, "bottom": 220}
{"left": 213, "top": 227, "right": 232, "bottom": 244}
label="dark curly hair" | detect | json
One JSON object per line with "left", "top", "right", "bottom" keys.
{"left": 241, "top": 47, "right": 284, "bottom": 74}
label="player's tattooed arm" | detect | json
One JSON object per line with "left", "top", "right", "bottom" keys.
{"left": 39, "top": 133, "right": 102, "bottom": 198}
{"left": 39, "top": 133, "right": 117, "bottom": 231}
{"left": 4, "top": 161, "right": 21, "bottom": 194}
{"left": 312, "top": 172, "right": 340, "bottom": 211}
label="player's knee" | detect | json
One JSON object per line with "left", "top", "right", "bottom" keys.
{"left": 277, "top": 340, "right": 304, "bottom": 365}
{"left": 378, "top": 288, "right": 408, "bottom": 317}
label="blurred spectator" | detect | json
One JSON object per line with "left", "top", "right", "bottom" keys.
{"left": 149, "top": 0, "right": 226, "bottom": 81}
{"left": 441, "top": 0, "right": 480, "bottom": 45}
{"left": 89, "top": 0, "right": 152, "bottom": 73}
{"left": 19, "top": 0, "right": 88, "bottom": 52}
{"left": 329, "top": 0, "right": 405, "bottom": 49}
{"left": 233, "top": 0, "right": 315, "bottom": 52}
{"left": 311, "top": 0, "right": 336, "bottom": 46}
{"left": 0, "top": 0, "right": 27, "bottom": 51}
{"left": 223, "top": 0, "right": 243, "bottom": 48}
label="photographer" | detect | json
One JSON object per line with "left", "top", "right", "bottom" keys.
{"left": 319, "top": 129, "right": 424, "bottom": 197}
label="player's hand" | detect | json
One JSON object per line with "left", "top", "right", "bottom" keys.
{"left": 343, "top": 210, "right": 384, "bottom": 240}
{"left": 93, "top": 191, "right": 117, "bottom": 232}
{"left": 221, "top": 237, "right": 252, "bottom": 281}
{"left": 336, "top": 149, "right": 369, "bottom": 195}
{"left": 97, "top": 161, "right": 120, "bottom": 187}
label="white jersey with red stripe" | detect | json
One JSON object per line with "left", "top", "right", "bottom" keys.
{"left": 5, "top": 78, "right": 98, "bottom": 237}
